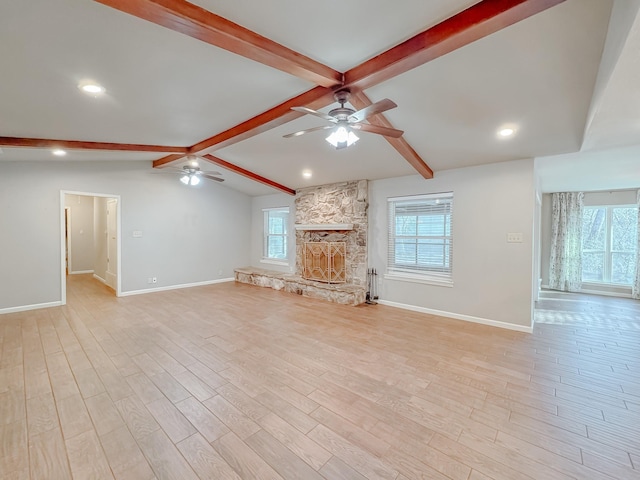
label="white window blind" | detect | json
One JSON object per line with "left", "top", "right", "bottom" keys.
{"left": 263, "top": 207, "right": 289, "bottom": 260}
{"left": 388, "top": 193, "right": 453, "bottom": 280}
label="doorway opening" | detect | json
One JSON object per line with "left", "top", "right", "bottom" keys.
{"left": 60, "top": 191, "right": 121, "bottom": 304}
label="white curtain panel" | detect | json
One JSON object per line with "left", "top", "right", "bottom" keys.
{"left": 549, "top": 192, "right": 584, "bottom": 292}
{"left": 633, "top": 190, "right": 640, "bottom": 299}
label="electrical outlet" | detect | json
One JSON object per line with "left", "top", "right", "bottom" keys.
{"left": 218, "top": 269, "right": 223, "bottom": 276}
{"left": 147, "top": 277, "right": 153, "bottom": 284}
{"left": 152, "top": 277, "right": 157, "bottom": 284}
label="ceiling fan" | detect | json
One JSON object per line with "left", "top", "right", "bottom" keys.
{"left": 283, "top": 89, "right": 404, "bottom": 149}
{"left": 156, "top": 155, "right": 224, "bottom": 185}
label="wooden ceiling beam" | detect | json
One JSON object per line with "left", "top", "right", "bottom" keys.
{"left": 94, "top": 0, "right": 342, "bottom": 87}
{"left": 0, "top": 137, "right": 188, "bottom": 153}
{"left": 202, "top": 154, "right": 295, "bottom": 196}
{"left": 153, "top": 153, "right": 186, "bottom": 167}
{"left": 180, "top": 0, "right": 564, "bottom": 176}
{"left": 189, "top": 86, "right": 335, "bottom": 153}
{"left": 349, "top": 91, "right": 433, "bottom": 179}
{"left": 344, "top": 0, "right": 566, "bottom": 90}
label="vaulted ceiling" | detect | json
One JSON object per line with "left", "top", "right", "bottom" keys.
{"left": 2, "top": 0, "right": 637, "bottom": 195}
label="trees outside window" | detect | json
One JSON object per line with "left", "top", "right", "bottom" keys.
{"left": 582, "top": 206, "right": 637, "bottom": 284}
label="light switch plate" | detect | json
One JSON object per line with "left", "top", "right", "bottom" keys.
{"left": 507, "top": 232, "right": 523, "bottom": 243}
{"left": 133, "top": 230, "right": 143, "bottom": 238}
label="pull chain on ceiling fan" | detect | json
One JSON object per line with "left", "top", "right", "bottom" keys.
{"left": 283, "top": 89, "right": 404, "bottom": 149}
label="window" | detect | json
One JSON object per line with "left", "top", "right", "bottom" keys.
{"left": 387, "top": 193, "right": 453, "bottom": 283}
{"left": 263, "top": 207, "right": 289, "bottom": 260}
{"left": 582, "top": 205, "right": 637, "bottom": 284}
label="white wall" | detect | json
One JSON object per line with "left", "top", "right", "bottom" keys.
{"left": 0, "top": 160, "right": 251, "bottom": 311}
{"left": 369, "top": 159, "right": 536, "bottom": 329}
{"left": 250, "top": 193, "right": 296, "bottom": 273}
{"left": 65, "top": 194, "right": 95, "bottom": 273}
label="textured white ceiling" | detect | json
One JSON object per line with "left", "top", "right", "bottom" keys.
{"left": 2, "top": 0, "right": 639, "bottom": 195}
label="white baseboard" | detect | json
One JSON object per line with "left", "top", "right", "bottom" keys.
{"left": 120, "top": 277, "right": 235, "bottom": 297}
{"left": 377, "top": 300, "right": 533, "bottom": 333}
{"left": 579, "top": 288, "right": 632, "bottom": 299}
{"left": 0, "top": 301, "right": 63, "bottom": 315}
{"left": 70, "top": 270, "right": 94, "bottom": 275}
{"left": 93, "top": 273, "right": 106, "bottom": 284}
{"left": 541, "top": 284, "right": 633, "bottom": 299}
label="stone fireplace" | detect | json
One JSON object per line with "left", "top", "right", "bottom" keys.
{"left": 234, "top": 180, "right": 368, "bottom": 305}
{"left": 295, "top": 180, "right": 368, "bottom": 287}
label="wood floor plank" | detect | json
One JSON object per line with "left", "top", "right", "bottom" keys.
{"left": 0, "top": 420, "right": 28, "bottom": 478}
{"left": 99, "top": 425, "right": 156, "bottom": 480}
{"left": 148, "top": 371, "right": 191, "bottom": 403}
{"left": 246, "top": 429, "right": 326, "bottom": 480}
{"left": 257, "top": 412, "right": 332, "bottom": 471}
{"left": 65, "top": 429, "right": 114, "bottom": 480}
{"left": 115, "top": 395, "right": 161, "bottom": 441}
{"left": 147, "top": 396, "right": 196, "bottom": 443}
{"left": 216, "top": 383, "right": 271, "bottom": 421}
{"left": 307, "top": 424, "right": 398, "bottom": 480}
{"left": 85, "top": 391, "right": 126, "bottom": 437}
{"left": 28, "top": 428, "right": 72, "bottom": 479}
{"left": 5, "top": 276, "right": 640, "bottom": 480}
{"left": 318, "top": 456, "right": 367, "bottom": 480}
{"left": 213, "top": 431, "right": 284, "bottom": 480}
{"left": 137, "top": 428, "right": 199, "bottom": 480}
{"left": 176, "top": 433, "right": 241, "bottom": 480}
{"left": 203, "top": 394, "right": 261, "bottom": 440}
{"left": 25, "top": 393, "right": 58, "bottom": 438}
{"left": 175, "top": 396, "right": 229, "bottom": 443}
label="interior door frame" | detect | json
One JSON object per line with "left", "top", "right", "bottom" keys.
{"left": 60, "top": 190, "right": 122, "bottom": 304}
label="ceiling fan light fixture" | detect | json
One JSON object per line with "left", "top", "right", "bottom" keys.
{"left": 180, "top": 174, "right": 200, "bottom": 186}
{"left": 326, "top": 125, "right": 359, "bottom": 149}
{"left": 52, "top": 149, "right": 67, "bottom": 156}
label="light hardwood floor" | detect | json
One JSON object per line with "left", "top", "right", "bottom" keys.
{"left": 2, "top": 276, "right": 639, "bottom": 479}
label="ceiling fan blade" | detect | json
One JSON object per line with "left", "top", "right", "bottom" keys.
{"left": 195, "top": 170, "right": 222, "bottom": 176}
{"left": 291, "top": 106, "right": 337, "bottom": 123}
{"left": 201, "top": 174, "right": 225, "bottom": 182}
{"left": 283, "top": 124, "right": 333, "bottom": 139}
{"left": 351, "top": 123, "right": 404, "bottom": 138}
{"left": 348, "top": 99, "right": 397, "bottom": 123}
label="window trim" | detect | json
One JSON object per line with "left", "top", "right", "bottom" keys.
{"left": 387, "top": 192, "right": 453, "bottom": 285}
{"left": 262, "top": 207, "right": 289, "bottom": 263}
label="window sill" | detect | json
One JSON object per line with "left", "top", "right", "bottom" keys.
{"left": 581, "top": 281, "right": 632, "bottom": 288}
{"left": 260, "top": 258, "right": 289, "bottom": 267}
{"left": 384, "top": 272, "right": 453, "bottom": 288}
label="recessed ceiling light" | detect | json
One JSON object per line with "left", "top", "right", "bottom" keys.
{"left": 52, "top": 149, "right": 67, "bottom": 156}
{"left": 302, "top": 170, "right": 312, "bottom": 179}
{"left": 78, "top": 82, "right": 105, "bottom": 95}
{"left": 498, "top": 126, "right": 516, "bottom": 138}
